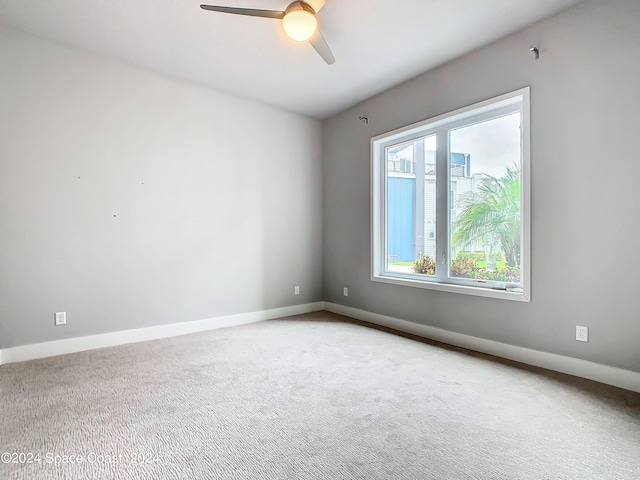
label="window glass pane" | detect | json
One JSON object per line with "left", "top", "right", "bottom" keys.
{"left": 385, "top": 135, "right": 436, "bottom": 276}
{"left": 386, "top": 141, "right": 415, "bottom": 274}
{"left": 449, "top": 112, "right": 522, "bottom": 284}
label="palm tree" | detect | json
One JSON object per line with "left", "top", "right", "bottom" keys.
{"left": 452, "top": 167, "right": 521, "bottom": 267}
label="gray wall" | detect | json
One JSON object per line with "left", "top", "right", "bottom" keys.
{"left": 322, "top": 0, "right": 640, "bottom": 372}
{"left": 0, "top": 27, "right": 323, "bottom": 349}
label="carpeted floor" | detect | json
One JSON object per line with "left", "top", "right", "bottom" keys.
{"left": 1, "top": 311, "right": 639, "bottom": 479}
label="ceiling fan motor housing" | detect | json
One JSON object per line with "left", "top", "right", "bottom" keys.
{"left": 286, "top": 1, "right": 316, "bottom": 15}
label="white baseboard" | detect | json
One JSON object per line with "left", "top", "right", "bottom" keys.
{"left": 0, "top": 302, "right": 325, "bottom": 366}
{"left": 325, "top": 302, "right": 640, "bottom": 393}
{"left": 4, "top": 301, "right": 639, "bottom": 394}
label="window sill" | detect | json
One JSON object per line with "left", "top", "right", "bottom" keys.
{"left": 371, "top": 273, "right": 530, "bottom": 302}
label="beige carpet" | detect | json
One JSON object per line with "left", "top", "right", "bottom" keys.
{"left": 1, "top": 311, "right": 639, "bottom": 479}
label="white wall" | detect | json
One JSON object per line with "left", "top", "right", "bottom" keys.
{"left": 322, "top": 0, "right": 640, "bottom": 373}
{"left": 0, "top": 27, "right": 323, "bottom": 349}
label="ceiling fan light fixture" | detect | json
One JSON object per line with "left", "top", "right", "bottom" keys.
{"left": 282, "top": 9, "right": 318, "bottom": 42}
{"left": 200, "top": 1, "right": 334, "bottom": 64}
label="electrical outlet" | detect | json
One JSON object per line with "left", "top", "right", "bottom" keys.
{"left": 55, "top": 312, "right": 67, "bottom": 326}
{"left": 343, "top": 287, "right": 349, "bottom": 297}
{"left": 576, "top": 325, "right": 588, "bottom": 342}
{"left": 294, "top": 286, "right": 300, "bottom": 295}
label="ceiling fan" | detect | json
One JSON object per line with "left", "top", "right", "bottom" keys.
{"left": 200, "top": 0, "right": 335, "bottom": 65}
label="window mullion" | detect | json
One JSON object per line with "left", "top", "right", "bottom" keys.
{"left": 434, "top": 128, "right": 449, "bottom": 281}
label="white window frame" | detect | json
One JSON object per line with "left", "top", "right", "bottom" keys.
{"left": 371, "top": 88, "right": 531, "bottom": 302}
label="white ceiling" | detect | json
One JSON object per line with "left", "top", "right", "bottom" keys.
{"left": 0, "top": 0, "right": 584, "bottom": 119}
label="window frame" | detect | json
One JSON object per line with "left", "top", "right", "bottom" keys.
{"left": 370, "top": 88, "right": 531, "bottom": 302}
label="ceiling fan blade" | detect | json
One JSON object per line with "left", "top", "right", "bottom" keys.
{"left": 200, "top": 5, "right": 285, "bottom": 19}
{"left": 304, "top": 0, "right": 326, "bottom": 13}
{"left": 309, "top": 29, "right": 335, "bottom": 65}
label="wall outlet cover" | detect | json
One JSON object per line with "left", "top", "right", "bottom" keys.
{"left": 55, "top": 312, "right": 67, "bottom": 326}
{"left": 576, "top": 325, "right": 588, "bottom": 342}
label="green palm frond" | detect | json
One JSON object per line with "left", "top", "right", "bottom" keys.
{"left": 453, "top": 167, "right": 521, "bottom": 267}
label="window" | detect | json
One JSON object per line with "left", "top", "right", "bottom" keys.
{"left": 371, "top": 88, "right": 530, "bottom": 301}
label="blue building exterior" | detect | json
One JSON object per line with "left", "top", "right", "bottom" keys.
{"left": 387, "top": 176, "right": 415, "bottom": 262}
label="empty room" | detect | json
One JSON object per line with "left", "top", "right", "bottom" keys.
{"left": 1, "top": 0, "right": 639, "bottom": 478}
